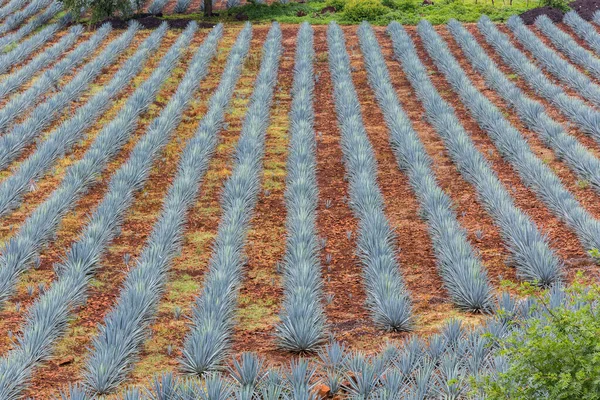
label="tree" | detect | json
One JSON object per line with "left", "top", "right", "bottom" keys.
{"left": 59, "top": 0, "right": 135, "bottom": 23}
{"left": 480, "top": 280, "right": 600, "bottom": 400}
{"left": 204, "top": 0, "right": 212, "bottom": 16}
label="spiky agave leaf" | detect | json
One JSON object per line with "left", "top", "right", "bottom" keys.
{"left": 82, "top": 23, "right": 224, "bottom": 395}
{"left": 0, "top": 1, "right": 62, "bottom": 52}
{"left": 0, "top": 21, "right": 114, "bottom": 138}
{"left": 421, "top": 20, "right": 599, "bottom": 282}
{"left": 275, "top": 22, "right": 326, "bottom": 353}
{"left": 0, "top": 23, "right": 167, "bottom": 219}
{"left": 387, "top": 21, "right": 562, "bottom": 291}
{"left": 478, "top": 16, "right": 600, "bottom": 144}
{"left": 327, "top": 22, "right": 413, "bottom": 331}
{"left": 507, "top": 15, "right": 600, "bottom": 107}
{"left": 0, "top": 0, "right": 53, "bottom": 36}
{"left": 229, "top": 352, "right": 265, "bottom": 399}
{"left": 285, "top": 358, "right": 317, "bottom": 400}
{"left": 0, "top": 24, "right": 81, "bottom": 99}
{"left": 0, "top": 21, "right": 136, "bottom": 308}
{"left": 564, "top": 11, "right": 600, "bottom": 56}
{"left": 0, "top": 23, "right": 196, "bottom": 400}
{"left": 180, "top": 22, "right": 282, "bottom": 377}
{"left": 358, "top": 21, "right": 494, "bottom": 311}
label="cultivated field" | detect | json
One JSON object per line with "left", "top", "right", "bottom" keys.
{"left": 1, "top": 0, "right": 600, "bottom": 397}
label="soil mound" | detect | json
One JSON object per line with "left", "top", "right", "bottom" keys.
{"left": 519, "top": 0, "right": 600, "bottom": 24}
{"left": 569, "top": 0, "right": 600, "bottom": 20}
{"left": 519, "top": 6, "right": 564, "bottom": 24}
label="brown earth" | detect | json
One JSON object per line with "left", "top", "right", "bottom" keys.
{"left": 2, "top": 22, "right": 600, "bottom": 398}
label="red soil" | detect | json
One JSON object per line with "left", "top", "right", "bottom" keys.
{"left": 2, "top": 23, "right": 600, "bottom": 398}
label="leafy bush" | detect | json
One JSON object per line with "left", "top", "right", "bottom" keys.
{"left": 540, "top": 0, "right": 569, "bottom": 10}
{"left": 480, "top": 281, "right": 600, "bottom": 399}
{"left": 343, "top": 0, "right": 388, "bottom": 21}
{"left": 326, "top": 0, "right": 346, "bottom": 11}
{"left": 60, "top": 0, "right": 136, "bottom": 22}
{"left": 392, "top": 0, "right": 419, "bottom": 12}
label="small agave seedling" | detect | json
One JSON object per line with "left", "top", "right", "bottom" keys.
{"left": 173, "top": 306, "right": 183, "bottom": 320}
{"left": 325, "top": 293, "right": 334, "bottom": 306}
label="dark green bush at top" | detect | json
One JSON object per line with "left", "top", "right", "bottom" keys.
{"left": 392, "top": 0, "right": 419, "bottom": 11}
{"left": 343, "top": 0, "right": 388, "bottom": 21}
{"left": 540, "top": 0, "right": 569, "bottom": 11}
{"left": 59, "top": 0, "right": 139, "bottom": 22}
{"left": 326, "top": 0, "right": 347, "bottom": 11}
{"left": 479, "top": 279, "right": 600, "bottom": 400}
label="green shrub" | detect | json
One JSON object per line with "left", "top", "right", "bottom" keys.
{"left": 61, "top": 0, "right": 135, "bottom": 22}
{"left": 394, "top": 0, "right": 419, "bottom": 11}
{"left": 478, "top": 280, "right": 600, "bottom": 400}
{"left": 343, "top": 0, "right": 388, "bottom": 21}
{"left": 540, "top": 0, "right": 569, "bottom": 11}
{"left": 326, "top": 0, "right": 347, "bottom": 11}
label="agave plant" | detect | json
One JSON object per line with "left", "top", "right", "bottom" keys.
{"left": 0, "top": 24, "right": 80, "bottom": 99}
{"left": 148, "top": 0, "right": 168, "bottom": 13}
{"left": 0, "top": 1, "right": 62, "bottom": 50}
{"left": 174, "top": 0, "right": 191, "bottom": 12}
{"left": 535, "top": 15, "right": 600, "bottom": 79}
{"left": 81, "top": 23, "right": 224, "bottom": 395}
{"left": 358, "top": 21, "right": 493, "bottom": 310}
{"left": 507, "top": 15, "right": 600, "bottom": 107}
{"left": 0, "top": 21, "right": 133, "bottom": 170}
{"left": 230, "top": 352, "right": 266, "bottom": 399}
{"left": 387, "top": 21, "right": 563, "bottom": 288}
{"left": 420, "top": 19, "right": 600, "bottom": 272}
{"left": 0, "top": 0, "right": 28, "bottom": 19}
{"left": 448, "top": 21, "right": 600, "bottom": 198}
{"left": 0, "top": 23, "right": 199, "bottom": 400}
{"left": 0, "top": 23, "right": 143, "bottom": 311}
{"left": 180, "top": 22, "right": 282, "bottom": 376}
{"left": 0, "top": 0, "right": 53, "bottom": 36}
{"left": 478, "top": 16, "right": 600, "bottom": 147}
{"left": 327, "top": 22, "right": 413, "bottom": 331}
{"left": 71, "top": 286, "right": 584, "bottom": 399}
{"left": 564, "top": 11, "right": 600, "bottom": 57}
{"left": 0, "top": 23, "right": 167, "bottom": 219}
{"left": 275, "top": 22, "right": 327, "bottom": 353}
{"left": 0, "top": 22, "right": 62, "bottom": 75}
{"left": 450, "top": 18, "right": 600, "bottom": 252}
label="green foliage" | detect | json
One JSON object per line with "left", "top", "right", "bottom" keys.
{"left": 326, "top": 0, "right": 347, "bottom": 11}
{"left": 383, "top": 0, "right": 419, "bottom": 11}
{"left": 59, "top": 0, "right": 139, "bottom": 22}
{"left": 588, "top": 248, "right": 600, "bottom": 263}
{"left": 540, "top": 0, "right": 569, "bottom": 11}
{"left": 480, "top": 280, "right": 600, "bottom": 399}
{"left": 343, "top": 0, "right": 388, "bottom": 22}
{"left": 163, "top": 0, "right": 535, "bottom": 24}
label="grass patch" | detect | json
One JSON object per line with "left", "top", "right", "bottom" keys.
{"left": 161, "top": 0, "right": 537, "bottom": 25}
{"left": 237, "top": 295, "right": 278, "bottom": 331}
{"left": 167, "top": 274, "right": 201, "bottom": 300}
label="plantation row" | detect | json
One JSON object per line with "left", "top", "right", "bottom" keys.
{"left": 55, "top": 286, "right": 569, "bottom": 399}
{"left": 0, "top": 0, "right": 64, "bottom": 54}
{"left": 2, "top": 8, "right": 600, "bottom": 398}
